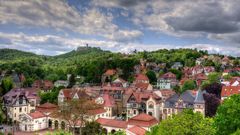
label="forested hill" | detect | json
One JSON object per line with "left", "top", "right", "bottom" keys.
{"left": 0, "top": 48, "right": 41, "bottom": 62}
{"left": 0, "top": 47, "right": 238, "bottom": 85}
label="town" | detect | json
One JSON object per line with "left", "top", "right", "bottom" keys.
{"left": 0, "top": 48, "right": 240, "bottom": 135}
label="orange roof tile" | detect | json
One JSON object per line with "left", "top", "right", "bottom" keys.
{"left": 221, "top": 86, "right": 240, "bottom": 97}
{"left": 135, "top": 74, "right": 149, "bottom": 81}
{"left": 28, "top": 111, "right": 46, "bottom": 119}
{"left": 127, "top": 125, "right": 146, "bottom": 135}
{"left": 104, "top": 69, "right": 117, "bottom": 76}
{"left": 128, "top": 113, "right": 158, "bottom": 127}
{"left": 96, "top": 118, "right": 127, "bottom": 129}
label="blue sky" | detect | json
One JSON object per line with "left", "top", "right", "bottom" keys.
{"left": 0, "top": 0, "right": 240, "bottom": 56}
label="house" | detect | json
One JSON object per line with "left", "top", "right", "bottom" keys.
{"left": 11, "top": 73, "right": 25, "bottom": 88}
{"left": 157, "top": 72, "right": 178, "bottom": 89}
{"left": 19, "top": 111, "right": 48, "bottom": 132}
{"left": 95, "top": 93, "right": 116, "bottom": 118}
{"left": 163, "top": 90, "right": 205, "bottom": 119}
{"left": 36, "top": 102, "right": 58, "bottom": 116}
{"left": 96, "top": 118, "right": 128, "bottom": 134}
{"left": 127, "top": 113, "right": 158, "bottom": 131}
{"left": 171, "top": 62, "right": 183, "bottom": 69}
{"left": 58, "top": 88, "right": 91, "bottom": 106}
{"left": 32, "top": 80, "right": 54, "bottom": 92}
{"left": 134, "top": 74, "right": 149, "bottom": 84}
{"left": 135, "top": 82, "right": 153, "bottom": 91}
{"left": 192, "top": 65, "right": 204, "bottom": 75}
{"left": 221, "top": 86, "right": 240, "bottom": 100}
{"left": 126, "top": 91, "right": 161, "bottom": 120}
{"left": 96, "top": 113, "right": 158, "bottom": 134}
{"left": 193, "top": 73, "right": 207, "bottom": 86}
{"left": 2, "top": 88, "right": 40, "bottom": 122}
{"left": 222, "top": 56, "right": 230, "bottom": 66}
{"left": 102, "top": 69, "right": 118, "bottom": 83}
{"left": 204, "top": 66, "right": 215, "bottom": 75}
{"left": 196, "top": 58, "right": 205, "bottom": 65}
{"left": 112, "top": 78, "right": 129, "bottom": 88}
{"left": 54, "top": 80, "right": 69, "bottom": 88}
{"left": 126, "top": 125, "right": 146, "bottom": 135}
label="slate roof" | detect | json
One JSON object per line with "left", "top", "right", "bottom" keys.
{"left": 194, "top": 90, "right": 206, "bottom": 104}
{"left": 164, "top": 90, "right": 195, "bottom": 108}
{"left": 3, "top": 87, "right": 39, "bottom": 106}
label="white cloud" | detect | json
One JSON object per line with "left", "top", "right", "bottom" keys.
{"left": 0, "top": 0, "right": 142, "bottom": 41}
{"left": 0, "top": 32, "right": 239, "bottom": 56}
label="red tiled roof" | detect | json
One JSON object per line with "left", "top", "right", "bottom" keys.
{"left": 62, "top": 89, "right": 72, "bottom": 99}
{"left": 96, "top": 118, "right": 128, "bottom": 129}
{"left": 37, "top": 102, "right": 57, "bottom": 109}
{"left": 160, "top": 72, "right": 176, "bottom": 79}
{"left": 221, "top": 86, "right": 240, "bottom": 97}
{"left": 128, "top": 91, "right": 160, "bottom": 103}
{"left": 33, "top": 80, "right": 53, "bottom": 90}
{"left": 128, "top": 113, "right": 158, "bottom": 127}
{"left": 103, "top": 93, "right": 115, "bottom": 107}
{"left": 135, "top": 74, "right": 149, "bottom": 81}
{"left": 159, "top": 90, "right": 176, "bottom": 98}
{"left": 88, "top": 108, "right": 106, "bottom": 115}
{"left": 104, "top": 69, "right": 117, "bottom": 76}
{"left": 127, "top": 125, "right": 146, "bottom": 135}
{"left": 135, "top": 82, "right": 150, "bottom": 90}
{"left": 28, "top": 111, "right": 46, "bottom": 119}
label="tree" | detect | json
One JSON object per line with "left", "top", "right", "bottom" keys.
{"left": 203, "top": 82, "right": 222, "bottom": 99}
{"left": 181, "top": 80, "right": 196, "bottom": 91}
{"left": 52, "top": 98, "right": 101, "bottom": 135}
{"left": 231, "top": 129, "right": 240, "bottom": 135}
{"left": 1, "top": 77, "right": 13, "bottom": 95}
{"left": 203, "top": 93, "right": 220, "bottom": 117}
{"left": 169, "top": 69, "right": 182, "bottom": 80}
{"left": 223, "top": 74, "right": 232, "bottom": 81}
{"left": 207, "top": 72, "right": 221, "bottom": 84}
{"left": 147, "top": 109, "right": 215, "bottom": 135}
{"left": 68, "top": 74, "right": 76, "bottom": 88}
{"left": 214, "top": 94, "right": 240, "bottom": 135}
{"left": 146, "top": 70, "right": 157, "bottom": 84}
{"left": 109, "top": 131, "right": 126, "bottom": 135}
{"left": 82, "top": 121, "right": 103, "bottom": 135}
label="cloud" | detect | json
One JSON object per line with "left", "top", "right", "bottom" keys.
{"left": 93, "top": 0, "right": 240, "bottom": 46}
{"left": 0, "top": 32, "right": 239, "bottom": 56}
{"left": 0, "top": 0, "right": 142, "bottom": 41}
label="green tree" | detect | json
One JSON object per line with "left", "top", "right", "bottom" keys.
{"left": 169, "top": 69, "right": 182, "bottom": 80}
{"left": 231, "top": 129, "right": 240, "bottom": 135}
{"left": 82, "top": 121, "right": 103, "bottom": 135}
{"left": 1, "top": 77, "right": 13, "bottom": 95}
{"left": 109, "top": 131, "right": 126, "bottom": 135}
{"left": 147, "top": 110, "right": 215, "bottom": 135}
{"left": 207, "top": 72, "right": 221, "bottom": 84}
{"left": 146, "top": 70, "right": 157, "bottom": 84}
{"left": 45, "top": 73, "right": 59, "bottom": 82}
{"left": 223, "top": 74, "right": 232, "bottom": 81}
{"left": 214, "top": 94, "right": 240, "bottom": 135}
{"left": 68, "top": 74, "right": 76, "bottom": 88}
{"left": 181, "top": 80, "right": 196, "bottom": 91}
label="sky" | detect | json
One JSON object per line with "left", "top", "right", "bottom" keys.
{"left": 0, "top": 0, "right": 240, "bottom": 56}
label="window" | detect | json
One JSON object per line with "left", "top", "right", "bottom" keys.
{"left": 133, "top": 110, "right": 136, "bottom": 115}
{"left": 24, "top": 107, "right": 27, "bottom": 112}
{"left": 14, "top": 113, "right": 16, "bottom": 117}
{"left": 19, "top": 107, "right": 22, "bottom": 112}
{"left": 19, "top": 97, "right": 23, "bottom": 104}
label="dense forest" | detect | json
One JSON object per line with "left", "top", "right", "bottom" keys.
{"left": 0, "top": 47, "right": 238, "bottom": 85}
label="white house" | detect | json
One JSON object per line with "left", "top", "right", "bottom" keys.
{"left": 19, "top": 111, "right": 48, "bottom": 132}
